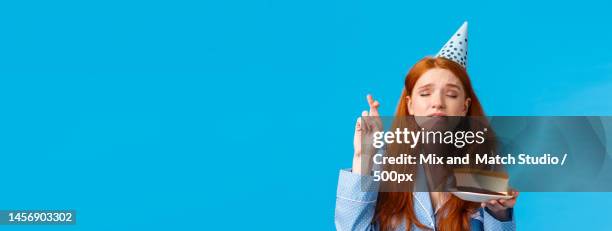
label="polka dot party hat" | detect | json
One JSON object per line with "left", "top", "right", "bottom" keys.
{"left": 436, "top": 21, "right": 468, "bottom": 69}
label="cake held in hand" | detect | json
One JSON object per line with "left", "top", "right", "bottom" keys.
{"left": 450, "top": 168, "right": 513, "bottom": 202}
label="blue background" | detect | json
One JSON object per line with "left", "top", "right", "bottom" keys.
{"left": 1, "top": 0, "right": 612, "bottom": 230}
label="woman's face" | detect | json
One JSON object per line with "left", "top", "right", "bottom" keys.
{"left": 407, "top": 68, "right": 471, "bottom": 117}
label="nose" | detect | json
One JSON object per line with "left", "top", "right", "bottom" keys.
{"left": 431, "top": 92, "right": 446, "bottom": 110}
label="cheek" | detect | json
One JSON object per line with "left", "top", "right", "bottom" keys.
{"left": 446, "top": 98, "right": 467, "bottom": 116}
{"left": 411, "top": 98, "right": 430, "bottom": 115}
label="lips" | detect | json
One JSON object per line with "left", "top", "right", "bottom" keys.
{"left": 428, "top": 112, "right": 447, "bottom": 117}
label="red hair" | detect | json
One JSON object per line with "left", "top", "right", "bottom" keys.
{"left": 374, "top": 57, "right": 484, "bottom": 231}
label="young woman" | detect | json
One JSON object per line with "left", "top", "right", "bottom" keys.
{"left": 335, "top": 22, "right": 518, "bottom": 231}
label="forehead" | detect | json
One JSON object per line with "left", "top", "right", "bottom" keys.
{"left": 414, "top": 68, "right": 463, "bottom": 88}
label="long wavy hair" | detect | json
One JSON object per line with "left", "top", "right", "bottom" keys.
{"left": 374, "top": 57, "right": 487, "bottom": 231}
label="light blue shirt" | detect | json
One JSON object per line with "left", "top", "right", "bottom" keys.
{"left": 335, "top": 169, "right": 515, "bottom": 231}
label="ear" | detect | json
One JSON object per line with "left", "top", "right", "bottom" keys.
{"left": 464, "top": 97, "right": 471, "bottom": 114}
{"left": 406, "top": 95, "right": 414, "bottom": 115}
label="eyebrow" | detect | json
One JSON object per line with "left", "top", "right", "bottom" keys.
{"left": 417, "top": 84, "right": 433, "bottom": 90}
{"left": 417, "top": 83, "right": 462, "bottom": 90}
{"left": 445, "top": 83, "right": 462, "bottom": 90}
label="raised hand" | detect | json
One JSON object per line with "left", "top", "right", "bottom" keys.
{"left": 352, "top": 94, "right": 382, "bottom": 175}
